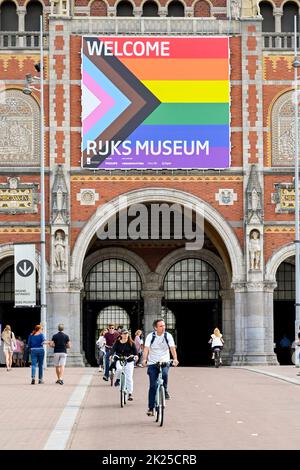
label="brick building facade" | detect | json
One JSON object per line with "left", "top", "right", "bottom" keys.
{"left": 0, "top": 0, "right": 299, "bottom": 366}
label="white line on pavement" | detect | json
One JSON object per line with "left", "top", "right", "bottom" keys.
{"left": 43, "top": 370, "right": 94, "bottom": 450}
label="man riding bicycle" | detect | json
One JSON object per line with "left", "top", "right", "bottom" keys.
{"left": 142, "top": 319, "right": 179, "bottom": 416}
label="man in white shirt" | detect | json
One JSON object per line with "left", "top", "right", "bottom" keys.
{"left": 142, "top": 319, "right": 178, "bottom": 416}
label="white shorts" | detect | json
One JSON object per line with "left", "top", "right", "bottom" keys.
{"left": 53, "top": 353, "right": 67, "bottom": 367}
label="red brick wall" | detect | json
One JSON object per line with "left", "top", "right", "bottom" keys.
{"left": 194, "top": 1, "right": 210, "bottom": 17}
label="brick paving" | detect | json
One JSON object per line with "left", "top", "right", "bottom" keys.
{"left": 1, "top": 365, "right": 300, "bottom": 450}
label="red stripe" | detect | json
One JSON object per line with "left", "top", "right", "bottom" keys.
{"left": 96, "top": 37, "right": 229, "bottom": 59}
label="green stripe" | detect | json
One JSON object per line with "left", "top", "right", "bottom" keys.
{"left": 143, "top": 103, "right": 229, "bottom": 125}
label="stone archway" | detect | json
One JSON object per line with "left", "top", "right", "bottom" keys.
{"left": 71, "top": 188, "right": 244, "bottom": 284}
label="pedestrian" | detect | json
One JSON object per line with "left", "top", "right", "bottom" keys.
{"left": 142, "top": 319, "right": 178, "bottom": 416}
{"left": 27, "top": 324, "right": 47, "bottom": 384}
{"left": 50, "top": 323, "right": 71, "bottom": 385}
{"left": 96, "top": 328, "right": 107, "bottom": 372}
{"left": 103, "top": 324, "right": 120, "bottom": 381}
{"left": 1, "top": 325, "right": 16, "bottom": 371}
{"left": 111, "top": 328, "right": 138, "bottom": 401}
{"left": 13, "top": 336, "right": 24, "bottom": 367}
{"left": 134, "top": 329, "right": 143, "bottom": 367}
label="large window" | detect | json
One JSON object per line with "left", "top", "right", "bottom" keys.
{"left": 274, "top": 261, "right": 295, "bottom": 301}
{"left": 97, "top": 305, "right": 130, "bottom": 332}
{"left": 85, "top": 258, "right": 142, "bottom": 301}
{"left": 164, "top": 258, "right": 220, "bottom": 300}
{"left": 0, "top": 265, "right": 14, "bottom": 301}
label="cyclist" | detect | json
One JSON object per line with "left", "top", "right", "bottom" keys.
{"left": 142, "top": 319, "right": 178, "bottom": 416}
{"left": 209, "top": 327, "right": 224, "bottom": 362}
{"left": 111, "top": 329, "right": 138, "bottom": 401}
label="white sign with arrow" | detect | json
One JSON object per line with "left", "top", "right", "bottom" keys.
{"left": 14, "top": 244, "right": 36, "bottom": 307}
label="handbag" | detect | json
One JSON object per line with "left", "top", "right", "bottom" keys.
{"left": 10, "top": 333, "right": 16, "bottom": 352}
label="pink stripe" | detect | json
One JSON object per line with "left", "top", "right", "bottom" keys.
{"left": 83, "top": 71, "right": 115, "bottom": 134}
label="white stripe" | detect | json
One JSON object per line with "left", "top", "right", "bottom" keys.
{"left": 44, "top": 370, "right": 94, "bottom": 450}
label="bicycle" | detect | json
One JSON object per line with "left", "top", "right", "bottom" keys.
{"left": 154, "top": 360, "right": 173, "bottom": 427}
{"left": 113, "top": 354, "right": 134, "bottom": 408}
{"left": 213, "top": 347, "right": 222, "bottom": 368}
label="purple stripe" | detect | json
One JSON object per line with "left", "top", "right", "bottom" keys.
{"left": 99, "top": 147, "right": 229, "bottom": 169}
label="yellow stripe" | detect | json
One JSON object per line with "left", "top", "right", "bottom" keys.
{"left": 142, "top": 80, "right": 229, "bottom": 103}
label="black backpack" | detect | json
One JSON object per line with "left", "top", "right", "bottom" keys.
{"left": 150, "top": 331, "right": 170, "bottom": 347}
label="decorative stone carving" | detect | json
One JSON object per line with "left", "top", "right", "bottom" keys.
{"left": 241, "top": 0, "right": 261, "bottom": 18}
{"left": 272, "top": 91, "right": 298, "bottom": 166}
{"left": 249, "top": 229, "right": 261, "bottom": 270}
{"left": 52, "top": 165, "right": 69, "bottom": 224}
{"left": 0, "top": 177, "right": 38, "bottom": 214}
{"left": 54, "top": 230, "right": 66, "bottom": 271}
{"left": 215, "top": 188, "right": 237, "bottom": 206}
{"left": 231, "top": 0, "right": 240, "bottom": 20}
{"left": 76, "top": 188, "right": 99, "bottom": 206}
{"left": 246, "top": 165, "right": 263, "bottom": 223}
{"left": 50, "top": 0, "right": 70, "bottom": 16}
{"left": 271, "top": 182, "right": 298, "bottom": 213}
{"left": 0, "top": 89, "right": 39, "bottom": 166}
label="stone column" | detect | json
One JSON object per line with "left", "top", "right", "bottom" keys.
{"left": 220, "top": 289, "right": 235, "bottom": 362}
{"left": 231, "top": 282, "right": 247, "bottom": 364}
{"left": 263, "top": 281, "right": 278, "bottom": 361}
{"left": 142, "top": 290, "right": 164, "bottom": 337}
{"left": 274, "top": 9, "right": 282, "bottom": 33}
{"left": 47, "top": 283, "right": 85, "bottom": 366}
{"left": 17, "top": 8, "right": 26, "bottom": 47}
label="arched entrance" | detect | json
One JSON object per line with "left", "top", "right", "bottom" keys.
{"left": 83, "top": 258, "right": 143, "bottom": 365}
{"left": 162, "top": 258, "right": 221, "bottom": 365}
{"left": 0, "top": 263, "right": 40, "bottom": 347}
{"left": 273, "top": 258, "right": 295, "bottom": 364}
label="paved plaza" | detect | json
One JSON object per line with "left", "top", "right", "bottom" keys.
{"left": 1, "top": 365, "right": 300, "bottom": 450}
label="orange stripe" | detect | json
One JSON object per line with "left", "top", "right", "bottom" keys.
{"left": 120, "top": 58, "right": 229, "bottom": 80}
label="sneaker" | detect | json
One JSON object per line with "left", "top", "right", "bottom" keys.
{"left": 56, "top": 380, "right": 60, "bottom": 384}
{"left": 58, "top": 379, "right": 64, "bottom": 385}
{"left": 128, "top": 394, "right": 133, "bottom": 401}
{"left": 147, "top": 409, "right": 154, "bottom": 416}
{"left": 165, "top": 390, "right": 170, "bottom": 400}
{"left": 31, "top": 379, "right": 35, "bottom": 385}
{"left": 114, "top": 379, "right": 120, "bottom": 387}
{"left": 38, "top": 380, "right": 44, "bottom": 384}
{"left": 138, "top": 364, "right": 143, "bottom": 367}
{"left": 98, "top": 367, "right": 103, "bottom": 372}
{"left": 103, "top": 376, "right": 109, "bottom": 381}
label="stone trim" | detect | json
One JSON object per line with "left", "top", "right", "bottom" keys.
{"left": 265, "top": 242, "right": 295, "bottom": 282}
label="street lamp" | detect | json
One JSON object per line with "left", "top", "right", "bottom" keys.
{"left": 22, "top": 15, "right": 47, "bottom": 365}
{"left": 293, "top": 15, "right": 300, "bottom": 366}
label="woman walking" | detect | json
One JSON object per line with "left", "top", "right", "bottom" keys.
{"left": 1, "top": 325, "right": 16, "bottom": 371}
{"left": 27, "top": 325, "right": 47, "bottom": 384}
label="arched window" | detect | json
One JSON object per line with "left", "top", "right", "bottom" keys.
{"left": 163, "top": 258, "right": 220, "bottom": 300}
{"left": 97, "top": 306, "right": 130, "bottom": 332}
{"left": 90, "top": 0, "right": 108, "bottom": 16}
{"left": 0, "top": 1, "right": 18, "bottom": 31}
{"left": 0, "top": 265, "right": 14, "bottom": 301}
{"left": 84, "top": 258, "right": 142, "bottom": 301}
{"left": 25, "top": 1, "right": 43, "bottom": 31}
{"left": 142, "top": 1, "right": 159, "bottom": 17}
{"left": 274, "top": 261, "right": 295, "bottom": 300}
{"left": 281, "top": 1, "right": 299, "bottom": 33}
{"left": 167, "top": 0, "right": 184, "bottom": 17}
{"left": 259, "top": 1, "right": 275, "bottom": 32}
{"left": 116, "top": 1, "right": 134, "bottom": 16}
{"left": 194, "top": 0, "right": 210, "bottom": 18}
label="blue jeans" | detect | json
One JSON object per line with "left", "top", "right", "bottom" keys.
{"left": 31, "top": 348, "right": 45, "bottom": 380}
{"left": 147, "top": 364, "right": 169, "bottom": 410}
{"left": 104, "top": 349, "right": 113, "bottom": 378}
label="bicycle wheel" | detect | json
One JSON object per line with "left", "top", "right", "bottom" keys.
{"left": 110, "top": 369, "right": 114, "bottom": 387}
{"left": 158, "top": 385, "right": 165, "bottom": 427}
{"left": 214, "top": 350, "right": 220, "bottom": 368}
{"left": 120, "top": 373, "right": 126, "bottom": 408}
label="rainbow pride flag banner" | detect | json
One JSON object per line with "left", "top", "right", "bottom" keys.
{"left": 81, "top": 36, "right": 230, "bottom": 169}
